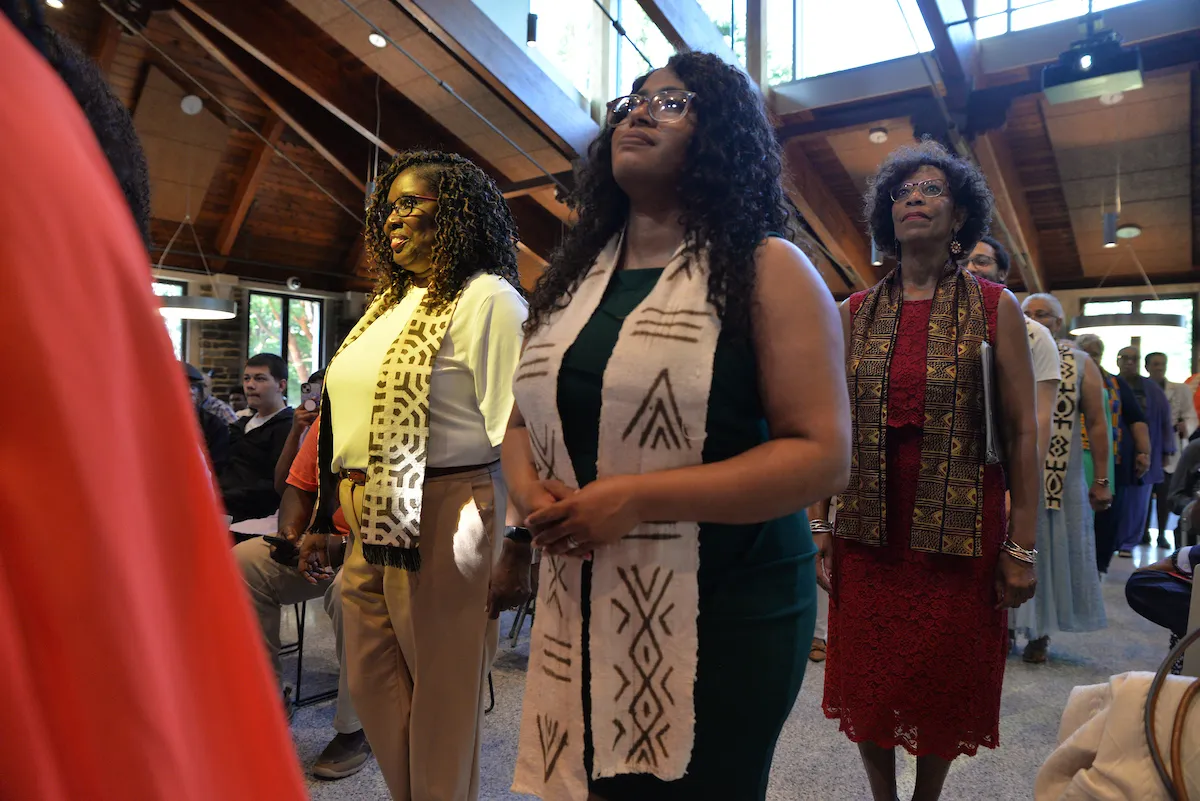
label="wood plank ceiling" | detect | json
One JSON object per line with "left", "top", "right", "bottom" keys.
{"left": 45, "top": 0, "right": 1200, "bottom": 297}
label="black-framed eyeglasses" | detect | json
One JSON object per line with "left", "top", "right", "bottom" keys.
{"left": 890, "top": 179, "right": 946, "bottom": 202}
{"left": 386, "top": 194, "right": 438, "bottom": 218}
{"left": 606, "top": 90, "right": 697, "bottom": 127}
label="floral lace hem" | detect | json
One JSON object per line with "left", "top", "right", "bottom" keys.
{"left": 822, "top": 704, "right": 1000, "bottom": 760}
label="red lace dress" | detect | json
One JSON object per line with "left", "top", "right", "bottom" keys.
{"left": 823, "top": 285, "right": 1009, "bottom": 760}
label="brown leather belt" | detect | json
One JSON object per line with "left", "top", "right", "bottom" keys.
{"left": 340, "top": 461, "right": 496, "bottom": 486}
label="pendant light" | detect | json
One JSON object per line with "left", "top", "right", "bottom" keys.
{"left": 153, "top": 150, "right": 237, "bottom": 321}
{"left": 1068, "top": 245, "right": 1184, "bottom": 337}
{"left": 1067, "top": 120, "right": 1181, "bottom": 338}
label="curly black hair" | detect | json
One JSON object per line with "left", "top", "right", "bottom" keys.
{"left": 864, "top": 139, "right": 993, "bottom": 260}
{"left": 29, "top": 23, "right": 152, "bottom": 245}
{"left": 363, "top": 149, "right": 521, "bottom": 309}
{"left": 524, "top": 51, "right": 790, "bottom": 336}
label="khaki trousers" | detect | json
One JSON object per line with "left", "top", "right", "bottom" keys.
{"left": 340, "top": 465, "right": 503, "bottom": 801}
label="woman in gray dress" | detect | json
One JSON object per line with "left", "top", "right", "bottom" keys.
{"left": 1015, "top": 293, "right": 1112, "bottom": 662}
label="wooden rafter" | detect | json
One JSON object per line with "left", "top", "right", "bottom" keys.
{"left": 397, "top": 0, "right": 599, "bottom": 159}
{"left": 913, "top": 0, "right": 975, "bottom": 110}
{"left": 782, "top": 138, "right": 877, "bottom": 289}
{"left": 744, "top": 0, "right": 767, "bottom": 89}
{"left": 215, "top": 113, "right": 285, "bottom": 256}
{"left": 171, "top": 8, "right": 367, "bottom": 192}
{"left": 89, "top": 12, "right": 122, "bottom": 75}
{"left": 633, "top": 0, "right": 745, "bottom": 78}
{"left": 174, "top": 0, "right": 564, "bottom": 262}
{"left": 974, "top": 130, "right": 1046, "bottom": 293}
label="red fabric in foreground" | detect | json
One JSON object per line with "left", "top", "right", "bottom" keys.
{"left": 823, "top": 284, "right": 1009, "bottom": 759}
{"left": 0, "top": 18, "right": 306, "bottom": 800}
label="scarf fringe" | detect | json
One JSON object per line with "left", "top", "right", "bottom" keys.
{"left": 362, "top": 543, "right": 422, "bottom": 571}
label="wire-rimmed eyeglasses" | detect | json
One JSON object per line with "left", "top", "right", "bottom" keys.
{"left": 890, "top": 179, "right": 946, "bottom": 203}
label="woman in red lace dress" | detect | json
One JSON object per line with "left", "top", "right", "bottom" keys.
{"left": 809, "top": 142, "right": 1040, "bottom": 801}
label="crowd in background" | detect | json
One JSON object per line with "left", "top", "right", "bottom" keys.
{"left": 4, "top": 2, "right": 1198, "bottom": 800}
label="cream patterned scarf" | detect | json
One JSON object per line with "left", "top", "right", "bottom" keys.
{"left": 1044, "top": 342, "right": 1079, "bottom": 511}
{"left": 310, "top": 289, "right": 458, "bottom": 570}
{"left": 512, "top": 234, "right": 719, "bottom": 799}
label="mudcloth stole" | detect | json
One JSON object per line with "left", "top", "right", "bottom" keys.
{"left": 1044, "top": 342, "right": 1078, "bottom": 510}
{"left": 836, "top": 265, "right": 990, "bottom": 557}
{"left": 312, "top": 290, "right": 458, "bottom": 570}
{"left": 512, "top": 235, "right": 719, "bottom": 799}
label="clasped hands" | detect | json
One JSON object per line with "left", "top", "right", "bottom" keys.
{"left": 523, "top": 476, "right": 643, "bottom": 558}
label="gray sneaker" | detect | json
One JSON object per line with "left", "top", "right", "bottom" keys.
{"left": 312, "top": 730, "right": 372, "bottom": 780}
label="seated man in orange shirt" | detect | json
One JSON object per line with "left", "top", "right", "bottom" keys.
{"left": 233, "top": 417, "right": 372, "bottom": 779}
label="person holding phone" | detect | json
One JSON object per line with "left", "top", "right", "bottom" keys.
{"left": 273, "top": 368, "right": 324, "bottom": 495}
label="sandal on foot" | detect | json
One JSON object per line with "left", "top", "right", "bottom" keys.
{"left": 1023, "top": 636, "right": 1050, "bottom": 664}
{"left": 809, "top": 637, "right": 827, "bottom": 663}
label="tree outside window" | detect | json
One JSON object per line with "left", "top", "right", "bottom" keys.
{"left": 247, "top": 292, "right": 322, "bottom": 405}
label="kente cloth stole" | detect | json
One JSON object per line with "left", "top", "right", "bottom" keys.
{"left": 836, "top": 265, "right": 989, "bottom": 557}
{"left": 318, "top": 290, "right": 458, "bottom": 570}
{"left": 512, "top": 234, "right": 718, "bottom": 799}
{"left": 1044, "top": 342, "right": 1079, "bottom": 510}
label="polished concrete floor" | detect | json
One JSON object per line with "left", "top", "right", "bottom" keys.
{"left": 286, "top": 540, "right": 1177, "bottom": 800}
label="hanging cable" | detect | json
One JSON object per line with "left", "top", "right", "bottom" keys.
{"left": 98, "top": 2, "right": 364, "bottom": 225}
{"left": 591, "top": 0, "right": 653, "bottom": 70}
{"left": 336, "top": 0, "right": 570, "bottom": 196}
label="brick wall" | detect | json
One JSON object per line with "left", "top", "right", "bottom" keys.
{"left": 196, "top": 285, "right": 246, "bottom": 400}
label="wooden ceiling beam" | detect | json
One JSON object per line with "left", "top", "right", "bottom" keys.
{"left": 974, "top": 130, "right": 1046, "bottom": 293}
{"left": 634, "top": 0, "right": 746, "bottom": 79}
{"left": 914, "top": 0, "right": 975, "bottom": 110}
{"left": 782, "top": 138, "right": 877, "bottom": 289}
{"left": 215, "top": 112, "right": 285, "bottom": 256}
{"left": 744, "top": 0, "right": 767, "bottom": 89}
{"left": 397, "top": 0, "right": 599, "bottom": 158}
{"left": 170, "top": 8, "right": 369, "bottom": 192}
{"left": 175, "top": 0, "right": 563, "bottom": 261}
{"left": 90, "top": 12, "right": 122, "bottom": 76}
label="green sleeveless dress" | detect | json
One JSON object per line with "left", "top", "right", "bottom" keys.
{"left": 558, "top": 267, "right": 817, "bottom": 799}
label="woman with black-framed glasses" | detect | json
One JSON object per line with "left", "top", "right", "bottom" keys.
{"left": 291, "top": 149, "right": 531, "bottom": 800}
{"left": 506, "top": 51, "right": 850, "bottom": 800}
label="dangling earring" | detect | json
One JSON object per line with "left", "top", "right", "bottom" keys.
{"left": 949, "top": 237, "right": 964, "bottom": 257}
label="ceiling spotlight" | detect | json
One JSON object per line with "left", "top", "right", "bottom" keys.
{"left": 868, "top": 127, "right": 889, "bottom": 144}
{"left": 46, "top": 0, "right": 64, "bottom": 8}
{"left": 180, "top": 94, "right": 203, "bottom": 115}
{"left": 1102, "top": 211, "right": 1118, "bottom": 248}
{"left": 1099, "top": 91, "right": 1124, "bottom": 106}
{"left": 368, "top": 32, "right": 387, "bottom": 48}
{"left": 870, "top": 241, "right": 884, "bottom": 267}
{"left": 1116, "top": 223, "right": 1142, "bottom": 239}
{"left": 527, "top": 13, "right": 538, "bottom": 47}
